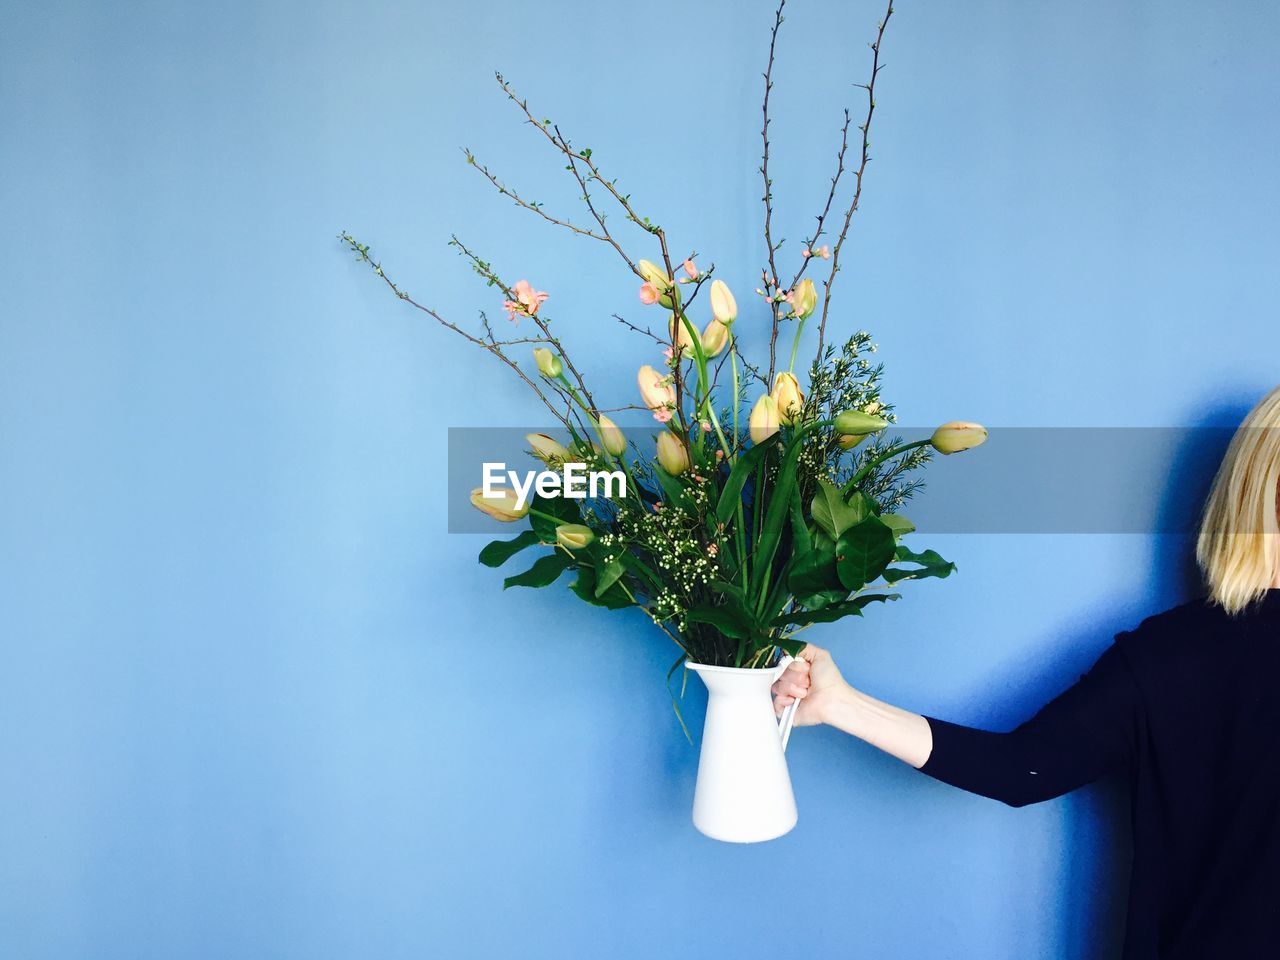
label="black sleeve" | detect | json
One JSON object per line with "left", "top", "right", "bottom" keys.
{"left": 918, "top": 641, "right": 1142, "bottom": 807}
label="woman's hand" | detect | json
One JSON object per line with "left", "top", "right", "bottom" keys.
{"left": 772, "top": 643, "right": 934, "bottom": 767}
{"left": 771, "top": 644, "right": 849, "bottom": 727}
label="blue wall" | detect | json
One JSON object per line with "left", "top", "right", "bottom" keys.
{"left": 4, "top": 1, "right": 1279, "bottom": 957}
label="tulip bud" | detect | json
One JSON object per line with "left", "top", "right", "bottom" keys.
{"left": 526, "top": 433, "right": 571, "bottom": 463}
{"left": 637, "top": 364, "right": 676, "bottom": 418}
{"left": 770, "top": 372, "right": 805, "bottom": 425}
{"left": 749, "top": 395, "right": 781, "bottom": 444}
{"left": 836, "top": 433, "right": 866, "bottom": 451}
{"left": 790, "top": 278, "right": 817, "bottom": 320}
{"left": 556, "top": 523, "right": 595, "bottom": 550}
{"left": 595, "top": 415, "right": 628, "bottom": 457}
{"left": 701, "top": 319, "right": 730, "bottom": 358}
{"left": 637, "top": 259, "right": 672, "bottom": 290}
{"left": 710, "top": 279, "right": 738, "bottom": 326}
{"left": 930, "top": 421, "right": 988, "bottom": 455}
{"left": 656, "top": 431, "right": 690, "bottom": 475}
{"left": 669, "top": 315, "right": 698, "bottom": 355}
{"left": 533, "top": 347, "right": 563, "bottom": 378}
{"left": 469, "top": 487, "right": 529, "bottom": 522}
{"left": 833, "top": 410, "right": 889, "bottom": 437}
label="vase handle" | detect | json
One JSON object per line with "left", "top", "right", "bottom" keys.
{"left": 774, "top": 655, "right": 800, "bottom": 753}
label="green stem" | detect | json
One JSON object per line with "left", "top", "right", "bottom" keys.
{"left": 787, "top": 316, "right": 806, "bottom": 374}
{"left": 557, "top": 375, "right": 643, "bottom": 502}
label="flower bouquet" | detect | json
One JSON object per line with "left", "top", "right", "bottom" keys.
{"left": 342, "top": 0, "right": 986, "bottom": 840}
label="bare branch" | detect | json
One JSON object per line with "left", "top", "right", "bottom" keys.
{"left": 815, "top": 0, "right": 894, "bottom": 362}
{"left": 761, "top": 0, "right": 786, "bottom": 384}
{"left": 788, "top": 108, "right": 851, "bottom": 290}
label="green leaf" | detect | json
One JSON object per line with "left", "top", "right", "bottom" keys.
{"left": 772, "top": 593, "right": 900, "bottom": 628}
{"left": 570, "top": 564, "right": 634, "bottom": 609}
{"left": 478, "top": 529, "right": 542, "bottom": 568}
{"left": 883, "top": 545, "right": 956, "bottom": 583}
{"left": 812, "top": 481, "right": 872, "bottom": 540}
{"left": 708, "top": 580, "right": 749, "bottom": 606}
{"left": 666, "top": 654, "right": 692, "bottom": 744}
{"left": 528, "top": 493, "right": 580, "bottom": 540}
{"left": 503, "top": 552, "right": 574, "bottom": 589}
{"left": 685, "top": 603, "right": 755, "bottom": 639}
{"left": 789, "top": 486, "right": 812, "bottom": 560}
{"left": 794, "top": 588, "right": 851, "bottom": 611}
{"left": 749, "top": 427, "right": 814, "bottom": 600}
{"left": 593, "top": 557, "right": 626, "bottom": 598}
{"left": 788, "top": 544, "right": 842, "bottom": 599}
{"left": 834, "top": 516, "right": 897, "bottom": 592}
{"left": 773, "top": 636, "right": 806, "bottom": 657}
{"left": 618, "top": 552, "right": 662, "bottom": 594}
{"left": 879, "top": 513, "right": 916, "bottom": 536}
{"left": 715, "top": 435, "right": 779, "bottom": 524}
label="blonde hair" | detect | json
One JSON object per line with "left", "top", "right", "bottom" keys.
{"left": 1197, "top": 385, "right": 1280, "bottom": 614}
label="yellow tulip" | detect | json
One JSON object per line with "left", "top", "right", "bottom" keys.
{"left": 469, "top": 487, "right": 529, "bottom": 522}
{"left": 595, "top": 415, "right": 628, "bottom": 457}
{"left": 637, "top": 364, "right": 676, "bottom": 418}
{"left": 709, "top": 279, "right": 738, "bottom": 325}
{"left": 526, "top": 433, "right": 571, "bottom": 463}
{"left": 770, "top": 372, "right": 805, "bottom": 425}
{"left": 533, "top": 347, "right": 562, "bottom": 378}
{"left": 749, "top": 394, "right": 780, "bottom": 444}
{"left": 656, "top": 431, "right": 690, "bottom": 475}
{"left": 669, "top": 314, "right": 698, "bottom": 355}
{"left": 836, "top": 433, "right": 866, "bottom": 451}
{"left": 789, "top": 279, "right": 817, "bottom": 320}
{"left": 931, "top": 421, "right": 988, "bottom": 455}
{"left": 556, "top": 523, "right": 595, "bottom": 550}
{"left": 637, "top": 259, "right": 672, "bottom": 290}
{"left": 701, "top": 319, "right": 730, "bottom": 358}
{"left": 834, "top": 410, "right": 889, "bottom": 436}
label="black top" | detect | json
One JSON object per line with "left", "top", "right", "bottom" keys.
{"left": 921, "top": 590, "right": 1280, "bottom": 960}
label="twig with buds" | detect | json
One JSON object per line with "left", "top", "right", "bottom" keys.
{"left": 337, "top": 232, "right": 572, "bottom": 430}
{"left": 449, "top": 234, "right": 600, "bottom": 423}
{"left": 760, "top": 0, "right": 787, "bottom": 385}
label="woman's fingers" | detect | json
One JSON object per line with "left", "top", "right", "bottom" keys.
{"left": 780, "top": 678, "right": 809, "bottom": 698}
{"left": 772, "top": 671, "right": 809, "bottom": 699}
{"left": 773, "top": 694, "right": 794, "bottom": 716}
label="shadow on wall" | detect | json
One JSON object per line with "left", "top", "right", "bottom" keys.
{"left": 1059, "top": 388, "right": 1262, "bottom": 959}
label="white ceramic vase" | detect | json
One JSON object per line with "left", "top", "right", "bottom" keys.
{"left": 686, "top": 659, "right": 797, "bottom": 843}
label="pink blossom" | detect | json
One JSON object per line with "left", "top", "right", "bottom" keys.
{"left": 653, "top": 407, "right": 674, "bottom": 424}
{"left": 816, "top": 245, "right": 830, "bottom": 259}
{"left": 503, "top": 279, "right": 549, "bottom": 323}
{"left": 662, "top": 346, "right": 674, "bottom": 360}
{"left": 683, "top": 259, "right": 698, "bottom": 279}
{"left": 701, "top": 420, "right": 712, "bottom": 433}
{"left": 639, "top": 282, "right": 660, "bottom": 305}
{"left": 802, "top": 248, "right": 812, "bottom": 259}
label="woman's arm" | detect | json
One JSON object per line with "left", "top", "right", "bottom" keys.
{"left": 774, "top": 641, "right": 1142, "bottom": 807}
{"left": 773, "top": 646, "right": 934, "bottom": 768}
